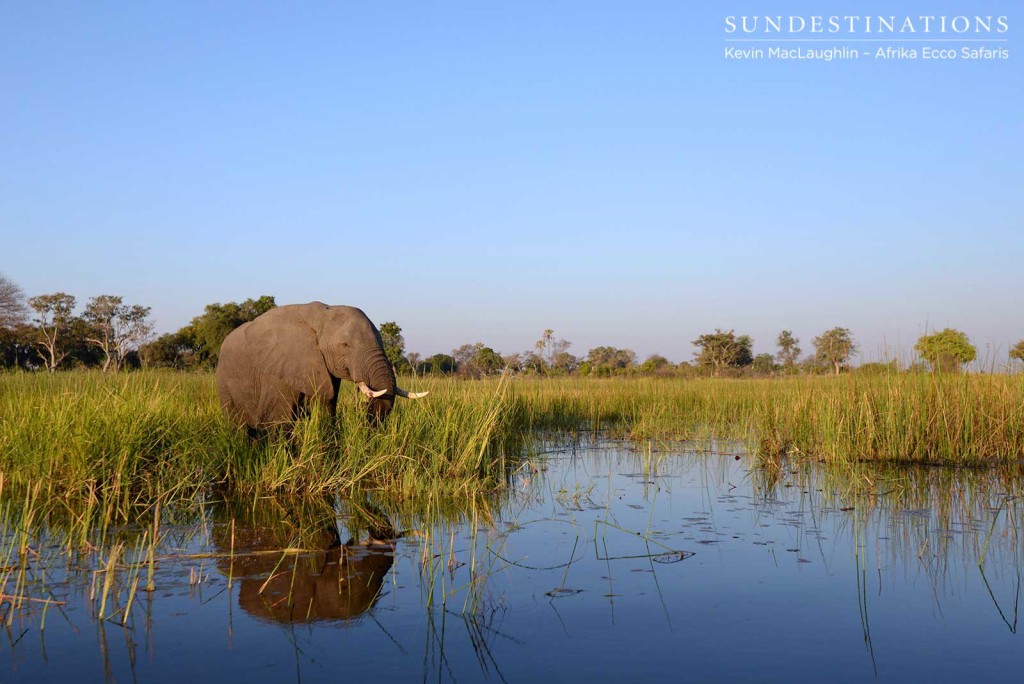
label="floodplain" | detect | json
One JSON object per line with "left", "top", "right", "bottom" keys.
{"left": 2, "top": 372, "right": 1023, "bottom": 681}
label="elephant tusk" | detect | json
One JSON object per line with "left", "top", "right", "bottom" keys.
{"left": 357, "top": 382, "right": 388, "bottom": 399}
{"left": 396, "top": 387, "right": 429, "bottom": 399}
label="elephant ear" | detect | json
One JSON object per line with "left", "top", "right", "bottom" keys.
{"left": 244, "top": 318, "right": 332, "bottom": 396}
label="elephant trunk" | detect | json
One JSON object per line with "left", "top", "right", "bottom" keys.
{"left": 364, "top": 347, "right": 396, "bottom": 395}
{"left": 363, "top": 347, "right": 397, "bottom": 425}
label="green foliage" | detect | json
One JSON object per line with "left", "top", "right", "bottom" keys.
{"left": 813, "top": 327, "right": 857, "bottom": 375}
{"left": 1011, "top": 341, "right": 1024, "bottom": 365}
{"left": 379, "top": 321, "right": 411, "bottom": 374}
{"left": 519, "top": 351, "right": 546, "bottom": 374}
{"left": 28, "top": 292, "right": 76, "bottom": 321}
{"left": 139, "top": 332, "right": 194, "bottom": 369}
{"left": 856, "top": 361, "right": 899, "bottom": 376}
{"left": 470, "top": 345, "right": 505, "bottom": 377}
{"left": 752, "top": 353, "right": 777, "bottom": 375}
{"left": 27, "top": 292, "right": 77, "bottom": 370}
{"left": 421, "top": 353, "right": 457, "bottom": 375}
{"left": 914, "top": 328, "right": 977, "bottom": 373}
{"left": 451, "top": 343, "right": 504, "bottom": 378}
{"left": 692, "top": 329, "right": 753, "bottom": 376}
{"left": 0, "top": 324, "right": 39, "bottom": 368}
{"left": 776, "top": 330, "right": 801, "bottom": 370}
{"left": 179, "top": 296, "right": 276, "bottom": 367}
{"left": 639, "top": 354, "right": 671, "bottom": 374}
{"left": 584, "top": 346, "right": 636, "bottom": 376}
{"left": 63, "top": 317, "right": 106, "bottom": 368}
{"left": 549, "top": 351, "right": 579, "bottom": 375}
{"left": 533, "top": 329, "right": 572, "bottom": 374}
{"left": 82, "top": 295, "right": 154, "bottom": 372}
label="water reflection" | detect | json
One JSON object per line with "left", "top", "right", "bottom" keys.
{"left": 209, "top": 499, "right": 398, "bottom": 624}
{"left": 3, "top": 439, "right": 1024, "bottom": 683}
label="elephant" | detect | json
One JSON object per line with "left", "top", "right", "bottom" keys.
{"left": 211, "top": 501, "right": 398, "bottom": 623}
{"left": 216, "top": 302, "right": 426, "bottom": 430}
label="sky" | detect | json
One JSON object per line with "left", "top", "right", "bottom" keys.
{"left": 2, "top": 1, "right": 1021, "bottom": 364}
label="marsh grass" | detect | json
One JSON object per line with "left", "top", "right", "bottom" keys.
{"left": 507, "top": 373, "right": 1024, "bottom": 465}
{"left": 1, "top": 426, "right": 1022, "bottom": 649}
{"left": 0, "top": 370, "right": 528, "bottom": 523}
{"left": 1, "top": 370, "right": 1022, "bottom": 517}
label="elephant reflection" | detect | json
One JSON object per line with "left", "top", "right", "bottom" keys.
{"left": 212, "top": 505, "right": 397, "bottom": 623}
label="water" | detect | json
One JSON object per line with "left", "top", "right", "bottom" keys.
{"left": 4, "top": 439, "right": 1023, "bottom": 682}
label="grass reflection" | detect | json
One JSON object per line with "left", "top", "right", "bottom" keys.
{"left": 2, "top": 439, "right": 1024, "bottom": 681}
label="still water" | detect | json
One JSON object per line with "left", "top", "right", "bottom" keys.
{"left": 4, "top": 440, "right": 1023, "bottom": 682}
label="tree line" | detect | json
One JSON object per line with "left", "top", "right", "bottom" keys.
{"left": 0, "top": 274, "right": 276, "bottom": 372}
{"left": 390, "top": 325, "right": 1016, "bottom": 378}
{"left": 2, "top": 274, "right": 1022, "bottom": 375}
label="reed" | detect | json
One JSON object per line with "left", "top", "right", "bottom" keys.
{"left": 0, "top": 370, "right": 523, "bottom": 521}
{"left": 505, "top": 373, "right": 1024, "bottom": 465}
{"left": 1, "top": 369, "right": 1022, "bottom": 529}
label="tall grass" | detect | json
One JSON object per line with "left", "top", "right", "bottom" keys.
{"left": 507, "top": 373, "right": 1024, "bottom": 465}
{"left": 0, "top": 370, "right": 525, "bottom": 519}
{"left": 3, "top": 369, "right": 1021, "bottom": 642}
{"left": 1, "top": 370, "right": 1023, "bottom": 528}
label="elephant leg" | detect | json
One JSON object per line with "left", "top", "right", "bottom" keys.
{"left": 258, "top": 383, "right": 301, "bottom": 430}
{"left": 297, "top": 377, "right": 339, "bottom": 421}
{"left": 326, "top": 377, "right": 341, "bottom": 417}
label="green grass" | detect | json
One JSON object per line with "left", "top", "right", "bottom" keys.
{"left": 2, "top": 367, "right": 1023, "bottom": 625}
{"left": 0, "top": 370, "right": 524, "bottom": 521}
{"left": 1, "top": 370, "right": 1023, "bottom": 528}
{"left": 528, "top": 373, "right": 1024, "bottom": 462}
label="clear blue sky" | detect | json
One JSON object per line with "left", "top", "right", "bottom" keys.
{"left": 3, "top": 1, "right": 1020, "bottom": 364}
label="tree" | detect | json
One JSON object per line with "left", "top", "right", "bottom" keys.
{"left": 1011, "top": 340, "right": 1024, "bottom": 367}
{"left": 64, "top": 316, "right": 106, "bottom": 368}
{"left": 752, "top": 353, "right": 777, "bottom": 375}
{"left": 0, "top": 323, "right": 40, "bottom": 369}
{"left": 639, "top": 354, "right": 671, "bottom": 375}
{"left": 502, "top": 352, "right": 524, "bottom": 373}
{"left": 519, "top": 350, "right": 546, "bottom": 374}
{"left": 451, "top": 343, "right": 504, "bottom": 378}
{"left": 139, "top": 332, "right": 193, "bottom": 369}
{"left": 379, "top": 321, "right": 411, "bottom": 374}
{"left": 776, "top": 330, "right": 801, "bottom": 371}
{"left": 813, "top": 327, "right": 857, "bottom": 375}
{"left": 535, "top": 329, "right": 572, "bottom": 374}
{"left": 692, "top": 329, "right": 753, "bottom": 376}
{"left": 451, "top": 343, "right": 480, "bottom": 373}
{"left": 83, "top": 295, "right": 154, "bottom": 372}
{"left": 0, "top": 274, "right": 28, "bottom": 329}
{"left": 584, "top": 346, "right": 636, "bottom": 376}
{"left": 406, "top": 351, "right": 422, "bottom": 375}
{"left": 536, "top": 329, "right": 554, "bottom": 364}
{"left": 550, "top": 351, "right": 579, "bottom": 375}
{"left": 422, "top": 353, "right": 457, "bottom": 375}
{"left": 28, "top": 292, "right": 76, "bottom": 371}
{"left": 469, "top": 345, "right": 505, "bottom": 377}
{"left": 0, "top": 275, "right": 34, "bottom": 369}
{"left": 180, "top": 295, "right": 276, "bottom": 367}
{"left": 914, "top": 328, "right": 977, "bottom": 373}
{"left": 798, "top": 353, "right": 829, "bottom": 375}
